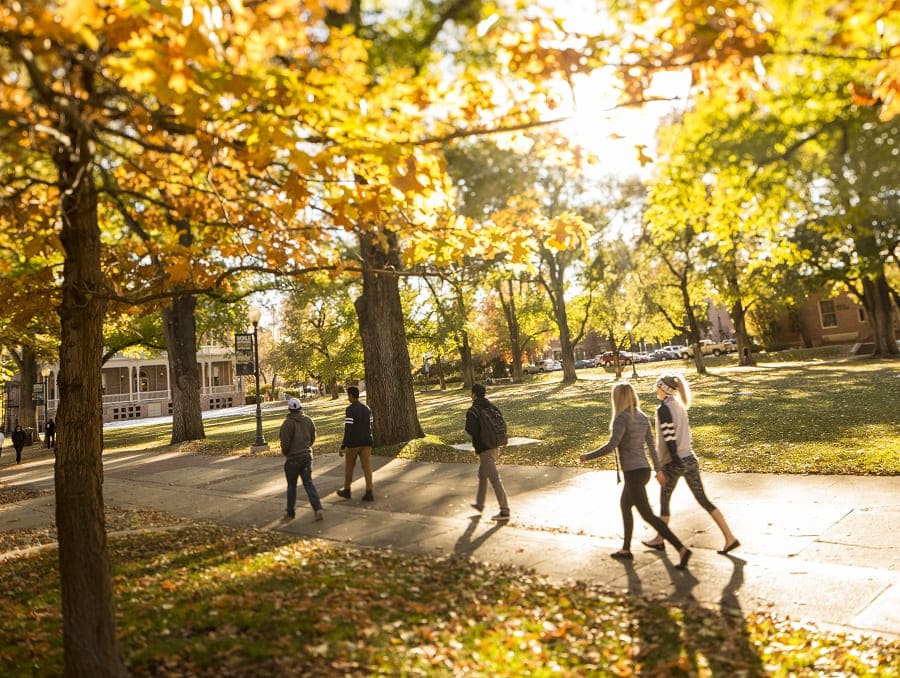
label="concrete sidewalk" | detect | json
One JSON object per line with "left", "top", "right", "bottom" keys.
{"left": 2, "top": 448, "right": 898, "bottom": 640}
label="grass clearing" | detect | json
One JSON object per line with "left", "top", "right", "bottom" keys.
{"left": 102, "top": 353, "right": 900, "bottom": 475}
{"left": 2, "top": 523, "right": 897, "bottom": 676}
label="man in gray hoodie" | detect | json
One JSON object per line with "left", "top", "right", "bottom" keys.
{"left": 279, "top": 398, "right": 324, "bottom": 521}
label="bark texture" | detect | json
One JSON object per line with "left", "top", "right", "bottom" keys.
{"left": 354, "top": 232, "right": 424, "bottom": 445}
{"left": 54, "top": 126, "right": 125, "bottom": 675}
{"left": 164, "top": 294, "right": 206, "bottom": 444}
{"left": 860, "top": 274, "right": 899, "bottom": 357}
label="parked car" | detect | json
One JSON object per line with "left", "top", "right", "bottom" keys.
{"left": 722, "top": 338, "right": 738, "bottom": 352}
{"left": 649, "top": 349, "right": 675, "bottom": 361}
{"left": 665, "top": 345, "right": 689, "bottom": 359}
{"left": 574, "top": 358, "right": 595, "bottom": 369}
{"left": 524, "top": 359, "right": 561, "bottom": 374}
{"left": 632, "top": 352, "right": 651, "bottom": 363}
{"left": 596, "top": 351, "right": 633, "bottom": 367}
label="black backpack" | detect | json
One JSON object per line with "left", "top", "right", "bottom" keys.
{"left": 477, "top": 403, "right": 508, "bottom": 449}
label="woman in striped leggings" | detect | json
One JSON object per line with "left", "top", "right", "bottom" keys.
{"left": 643, "top": 373, "right": 740, "bottom": 555}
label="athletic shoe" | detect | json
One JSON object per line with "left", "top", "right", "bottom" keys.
{"left": 336, "top": 488, "right": 351, "bottom": 499}
{"left": 362, "top": 491, "right": 374, "bottom": 502}
{"left": 283, "top": 511, "right": 295, "bottom": 520}
{"left": 470, "top": 503, "right": 484, "bottom": 512}
{"left": 314, "top": 510, "right": 324, "bottom": 521}
{"left": 491, "top": 512, "right": 510, "bottom": 522}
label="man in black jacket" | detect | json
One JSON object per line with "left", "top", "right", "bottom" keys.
{"left": 465, "top": 383, "right": 510, "bottom": 522}
{"left": 336, "top": 386, "right": 375, "bottom": 501}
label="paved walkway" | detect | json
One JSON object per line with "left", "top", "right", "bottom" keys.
{"left": 2, "top": 447, "right": 898, "bottom": 640}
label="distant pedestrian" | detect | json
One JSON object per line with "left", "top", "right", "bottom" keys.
{"left": 0, "top": 430, "right": 4, "bottom": 459}
{"left": 643, "top": 373, "right": 740, "bottom": 555}
{"left": 466, "top": 383, "right": 510, "bottom": 522}
{"left": 45, "top": 419, "right": 56, "bottom": 448}
{"left": 580, "top": 382, "right": 692, "bottom": 568}
{"left": 11, "top": 425, "right": 26, "bottom": 464}
{"left": 279, "top": 398, "right": 323, "bottom": 521}
{"left": 336, "top": 386, "right": 375, "bottom": 502}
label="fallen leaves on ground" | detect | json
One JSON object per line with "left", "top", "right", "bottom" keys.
{"left": 0, "top": 484, "right": 50, "bottom": 506}
{"left": 1, "top": 523, "right": 897, "bottom": 676}
{"left": 0, "top": 506, "right": 189, "bottom": 555}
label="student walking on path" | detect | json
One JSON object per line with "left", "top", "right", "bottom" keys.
{"left": 44, "top": 419, "right": 56, "bottom": 448}
{"left": 466, "top": 383, "right": 511, "bottom": 522}
{"left": 643, "top": 373, "right": 740, "bottom": 555}
{"left": 279, "top": 398, "right": 324, "bottom": 522}
{"left": 336, "top": 386, "right": 375, "bottom": 502}
{"left": 581, "top": 382, "right": 692, "bottom": 568}
{"left": 11, "top": 426, "right": 26, "bottom": 464}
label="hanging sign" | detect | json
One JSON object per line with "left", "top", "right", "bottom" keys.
{"left": 234, "top": 333, "right": 255, "bottom": 376}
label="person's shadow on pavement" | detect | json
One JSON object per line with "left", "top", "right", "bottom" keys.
{"left": 453, "top": 515, "right": 505, "bottom": 557}
{"left": 657, "top": 552, "right": 700, "bottom": 602}
{"left": 610, "top": 558, "right": 644, "bottom": 597}
{"left": 720, "top": 554, "right": 746, "bottom": 611}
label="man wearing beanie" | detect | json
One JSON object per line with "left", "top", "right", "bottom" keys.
{"left": 279, "top": 398, "right": 324, "bottom": 521}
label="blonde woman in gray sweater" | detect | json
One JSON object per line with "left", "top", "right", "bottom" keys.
{"left": 581, "top": 382, "right": 692, "bottom": 568}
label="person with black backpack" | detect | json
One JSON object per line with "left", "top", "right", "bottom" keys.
{"left": 465, "top": 383, "right": 510, "bottom": 522}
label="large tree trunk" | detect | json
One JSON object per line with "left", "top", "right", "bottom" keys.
{"left": 541, "top": 256, "right": 577, "bottom": 383}
{"left": 10, "top": 347, "right": 38, "bottom": 431}
{"left": 680, "top": 277, "right": 707, "bottom": 375}
{"left": 164, "top": 294, "right": 205, "bottom": 444}
{"left": 54, "top": 130, "right": 125, "bottom": 675}
{"left": 730, "top": 298, "right": 757, "bottom": 366}
{"left": 726, "top": 273, "right": 757, "bottom": 367}
{"left": 457, "top": 331, "right": 475, "bottom": 388}
{"left": 354, "top": 231, "right": 424, "bottom": 445}
{"left": 861, "top": 274, "right": 900, "bottom": 357}
{"left": 436, "top": 353, "right": 447, "bottom": 390}
{"left": 497, "top": 279, "right": 525, "bottom": 383}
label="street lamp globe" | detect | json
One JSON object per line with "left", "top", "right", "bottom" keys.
{"left": 248, "top": 306, "right": 262, "bottom": 326}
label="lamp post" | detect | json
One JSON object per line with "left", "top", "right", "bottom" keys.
{"left": 248, "top": 307, "right": 269, "bottom": 453}
{"left": 624, "top": 322, "right": 638, "bottom": 379}
{"left": 40, "top": 366, "right": 50, "bottom": 444}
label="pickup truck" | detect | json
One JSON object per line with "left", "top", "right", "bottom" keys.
{"left": 684, "top": 339, "right": 728, "bottom": 357}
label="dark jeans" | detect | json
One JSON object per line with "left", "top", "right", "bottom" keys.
{"left": 284, "top": 454, "right": 322, "bottom": 514}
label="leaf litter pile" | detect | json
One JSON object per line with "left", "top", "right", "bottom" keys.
{"left": 2, "top": 524, "right": 897, "bottom": 676}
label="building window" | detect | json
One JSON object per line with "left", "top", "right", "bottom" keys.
{"left": 819, "top": 300, "right": 838, "bottom": 328}
{"left": 857, "top": 307, "right": 866, "bottom": 323}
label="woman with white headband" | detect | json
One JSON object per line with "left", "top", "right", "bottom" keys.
{"left": 643, "top": 373, "right": 740, "bottom": 555}
{"left": 580, "top": 382, "right": 692, "bottom": 569}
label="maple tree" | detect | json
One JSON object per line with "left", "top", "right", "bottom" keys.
{"left": 2, "top": 0, "right": 892, "bottom": 673}
{"left": 0, "top": 1, "right": 375, "bottom": 672}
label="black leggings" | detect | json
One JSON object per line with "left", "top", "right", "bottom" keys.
{"left": 621, "top": 468, "right": 684, "bottom": 551}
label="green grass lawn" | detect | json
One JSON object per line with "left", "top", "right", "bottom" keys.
{"left": 2, "top": 522, "right": 897, "bottom": 676}
{"left": 103, "top": 352, "right": 900, "bottom": 475}
{"left": 6, "top": 351, "right": 899, "bottom": 675}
